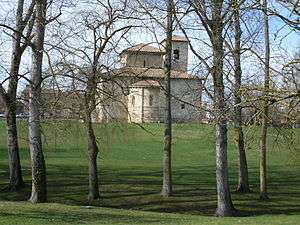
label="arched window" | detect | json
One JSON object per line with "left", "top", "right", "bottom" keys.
{"left": 131, "top": 95, "right": 135, "bottom": 107}
{"left": 173, "top": 49, "right": 180, "bottom": 60}
{"left": 149, "top": 95, "right": 153, "bottom": 106}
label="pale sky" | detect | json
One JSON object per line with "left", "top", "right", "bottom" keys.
{"left": 0, "top": 0, "right": 299, "bottom": 95}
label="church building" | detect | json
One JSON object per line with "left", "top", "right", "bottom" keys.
{"left": 96, "top": 35, "right": 203, "bottom": 123}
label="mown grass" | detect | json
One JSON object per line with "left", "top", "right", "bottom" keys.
{"left": 0, "top": 120, "right": 300, "bottom": 224}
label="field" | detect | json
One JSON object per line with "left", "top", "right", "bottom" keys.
{"left": 0, "top": 121, "right": 300, "bottom": 225}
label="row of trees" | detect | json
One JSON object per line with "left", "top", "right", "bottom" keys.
{"left": 0, "top": 0, "right": 299, "bottom": 217}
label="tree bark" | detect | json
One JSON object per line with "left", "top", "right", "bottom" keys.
{"left": 260, "top": 0, "right": 270, "bottom": 201}
{"left": 84, "top": 63, "right": 100, "bottom": 201}
{"left": 28, "top": 0, "right": 47, "bottom": 203}
{"left": 5, "top": 105, "right": 24, "bottom": 190}
{"left": 212, "top": 1, "right": 236, "bottom": 217}
{"left": 85, "top": 113, "right": 100, "bottom": 202}
{"left": 215, "top": 123, "right": 235, "bottom": 216}
{"left": 0, "top": 0, "right": 28, "bottom": 191}
{"left": 233, "top": 1, "right": 250, "bottom": 193}
{"left": 161, "top": 0, "right": 173, "bottom": 197}
{"left": 5, "top": 55, "right": 24, "bottom": 191}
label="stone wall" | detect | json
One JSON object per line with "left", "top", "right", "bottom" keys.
{"left": 122, "top": 53, "right": 163, "bottom": 68}
{"left": 96, "top": 77, "right": 203, "bottom": 123}
{"left": 158, "top": 79, "right": 202, "bottom": 122}
{"left": 128, "top": 87, "right": 161, "bottom": 123}
{"left": 170, "top": 41, "right": 188, "bottom": 72}
{"left": 95, "top": 78, "right": 129, "bottom": 122}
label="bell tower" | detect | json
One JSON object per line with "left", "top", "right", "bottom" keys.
{"left": 170, "top": 35, "right": 189, "bottom": 72}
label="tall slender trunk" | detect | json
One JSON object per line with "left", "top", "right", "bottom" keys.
{"left": 161, "top": 0, "right": 173, "bottom": 197}
{"left": 6, "top": 105, "right": 24, "bottom": 190}
{"left": 260, "top": 0, "right": 270, "bottom": 200}
{"left": 85, "top": 66, "right": 100, "bottom": 201}
{"left": 233, "top": 1, "right": 250, "bottom": 193}
{"left": 1, "top": 0, "right": 26, "bottom": 191}
{"left": 212, "top": 1, "right": 236, "bottom": 217}
{"left": 28, "top": 0, "right": 47, "bottom": 203}
{"left": 85, "top": 113, "right": 100, "bottom": 201}
{"left": 214, "top": 56, "right": 236, "bottom": 216}
{"left": 5, "top": 60, "right": 24, "bottom": 191}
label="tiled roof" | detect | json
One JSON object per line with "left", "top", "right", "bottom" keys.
{"left": 131, "top": 80, "right": 161, "bottom": 88}
{"left": 122, "top": 36, "right": 188, "bottom": 54}
{"left": 110, "top": 67, "right": 198, "bottom": 80}
{"left": 171, "top": 35, "right": 188, "bottom": 42}
{"left": 123, "top": 43, "right": 162, "bottom": 54}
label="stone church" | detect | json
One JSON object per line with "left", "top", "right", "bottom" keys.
{"left": 96, "top": 35, "right": 203, "bottom": 123}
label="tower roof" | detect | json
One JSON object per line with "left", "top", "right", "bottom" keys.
{"left": 122, "top": 43, "right": 162, "bottom": 54}
{"left": 122, "top": 35, "right": 188, "bottom": 55}
{"left": 130, "top": 80, "right": 161, "bottom": 88}
{"left": 109, "top": 67, "right": 199, "bottom": 80}
{"left": 171, "top": 35, "right": 188, "bottom": 42}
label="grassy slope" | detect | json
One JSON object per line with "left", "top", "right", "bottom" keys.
{"left": 0, "top": 120, "right": 300, "bottom": 224}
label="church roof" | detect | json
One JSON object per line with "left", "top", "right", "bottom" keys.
{"left": 122, "top": 35, "right": 188, "bottom": 54}
{"left": 171, "top": 35, "right": 188, "bottom": 42}
{"left": 109, "top": 67, "right": 198, "bottom": 80}
{"left": 130, "top": 80, "right": 161, "bottom": 88}
{"left": 122, "top": 43, "right": 162, "bottom": 54}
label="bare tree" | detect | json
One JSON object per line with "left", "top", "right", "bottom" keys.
{"left": 161, "top": 0, "right": 173, "bottom": 197}
{"left": 28, "top": 0, "right": 47, "bottom": 203}
{"left": 260, "top": 0, "right": 270, "bottom": 200}
{"left": 188, "top": 0, "right": 236, "bottom": 216}
{"left": 0, "top": 0, "right": 35, "bottom": 191}
{"left": 52, "top": 0, "right": 133, "bottom": 201}
{"left": 232, "top": 0, "right": 250, "bottom": 193}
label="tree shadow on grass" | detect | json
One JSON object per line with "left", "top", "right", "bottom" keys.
{"left": 0, "top": 208, "right": 180, "bottom": 225}
{"left": 0, "top": 164, "right": 300, "bottom": 217}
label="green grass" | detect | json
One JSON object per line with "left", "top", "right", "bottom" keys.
{"left": 0, "top": 120, "right": 300, "bottom": 224}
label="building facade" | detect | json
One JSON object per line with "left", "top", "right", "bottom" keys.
{"left": 95, "top": 35, "right": 203, "bottom": 123}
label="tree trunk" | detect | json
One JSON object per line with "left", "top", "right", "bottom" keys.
{"left": 0, "top": 0, "right": 27, "bottom": 191}
{"left": 28, "top": 0, "right": 47, "bottom": 203}
{"left": 5, "top": 106, "right": 24, "bottom": 190}
{"left": 212, "top": 1, "right": 236, "bottom": 217}
{"left": 85, "top": 115, "right": 100, "bottom": 202}
{"left": 215, "top": 124, "right": 235, "bottom": 216}
{"left": 5, "top": 55, "right": 23, "bottom": 191}
{"left": 161, "top": 0, "right": 173, "bottom": 197}
{"left": 235, "top": 126, "right": 250, "bottom": 193}
{"left": 84, "top": 65, "right": 100, "bottom": 201}
{"left": 233, "top": 1, "right": 250, "bottom": 193}
{"left": 28, "top": 82, "right": 47, "bottom": 203}
{"left": 260, "top": 0, "right": 270, "bottom": 201}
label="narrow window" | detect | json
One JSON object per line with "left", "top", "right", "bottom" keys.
{"left": 149, "top": 95, "right": 153, "bottom": 106}
{"left": 181, "top": 104, "right": 185, "bottom": 109}
{"left": 173, "top": 49, "right": 180, "bottom": 60}
{"left": 143, "top": 60, "right": 146, "bottom": 67}
{"left": 132, "top": 95, "right": 135, "bottom": 107}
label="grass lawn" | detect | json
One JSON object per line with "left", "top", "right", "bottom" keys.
{"left": 0, "top": 120, "right": 300, "bottom": 224}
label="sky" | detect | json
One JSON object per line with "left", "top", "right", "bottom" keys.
{"left": 0, "top": 0, "right": 299, "bottom": 94}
